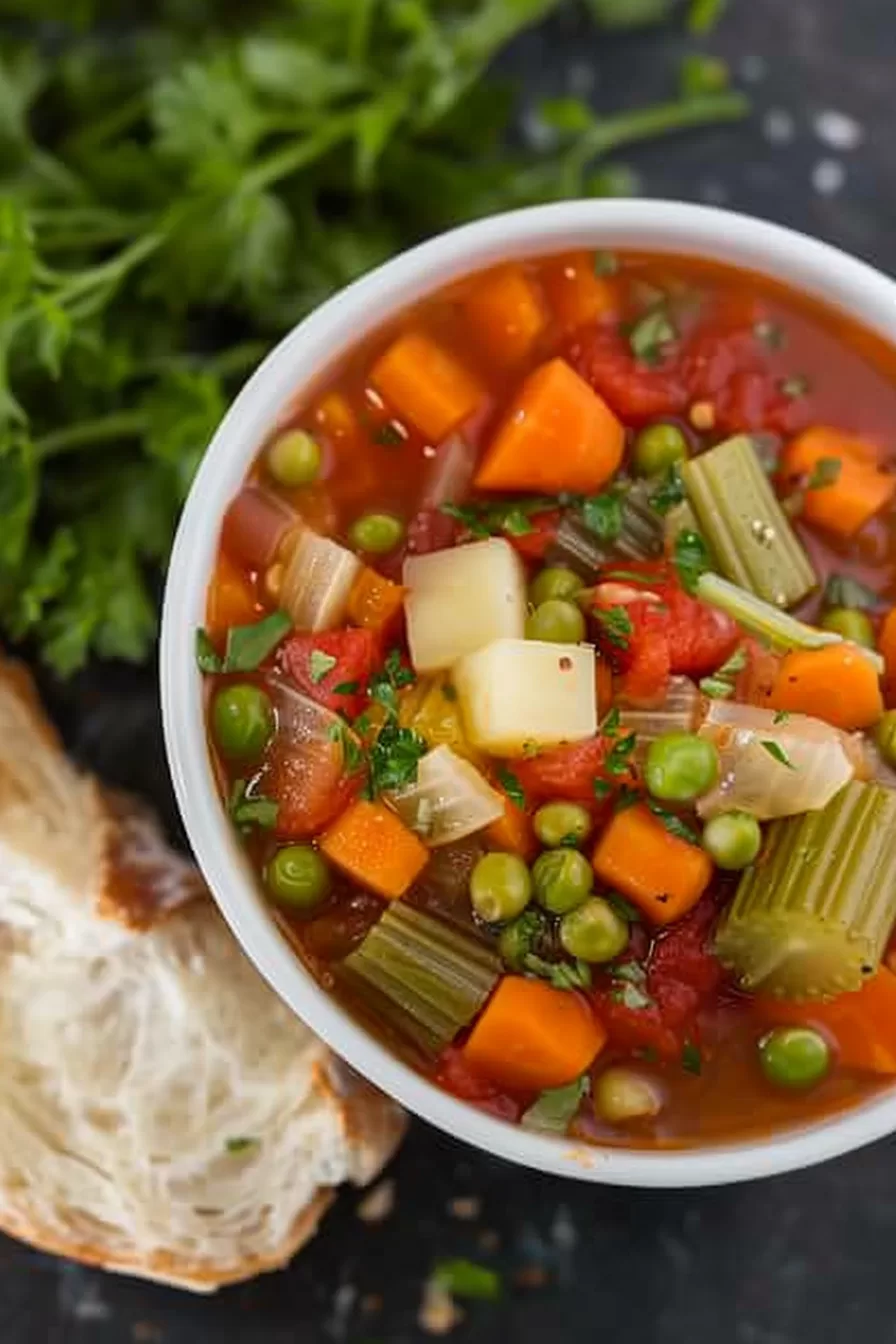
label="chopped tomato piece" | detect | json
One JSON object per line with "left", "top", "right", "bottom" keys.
{"left": 506, "top": 509, "right": 561, "bottom": 561}
{"left": 265, "top": 739, "right": 361, "bottom": 840}
{"left": 435, "top": 1045, "right": 523, "bottom": 1122}
{"left": 279, "top": 629, "right": 381, "bottom": 719}
{"left": 682, "top": 322, "right": 811, "bottom": 438}
{"left": 406, "top": 506, "right": 459, "bottom": 556}
{"left": 515, "top": 734, "right": 625, "bottom": 803}
{"left": 565, "top": 325, "right": 688, "bottom": 425}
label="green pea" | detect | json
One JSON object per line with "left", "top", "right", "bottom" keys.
{"left": 559, "top": 897, "right": 629, "bottom": 962}
{"left": 594, "top": 1066, "right": 663, "bottom": 1124}
{"left": 265, "top": 844, "right": 331, "bottom": 910}
{"left": 702, "top": 811, "right": 762, "bottom": 871}
{"left": 212, "top": 683, "right": 274, "bottom": 760}
{"left": 875, "top": 710, "right": 896, "bottom": 769}
{"left": 525, "top": 598, "right": 586, "bottom": 644}
{"left": 758, "top": 1026, "right": 831, "bottom": 1090}
{"left": 529, "top": 566, "right": 583, "bottom": 606}
{"left": 497, "top": 908, "right": 548, "bottom": 970}
{"left": 532, "top": 848, "right": 593, "bottom": 915}
{"left": 645, "top": 731, "right": 719, "bottom": 804}
{"left": 820, "top": 606, "right": 875, "bottom": 649}
{"left": 349, "top": 511, "right": 405, "bottom": 554}
{"left": 266, "top": 429, "right": 321, "bottom": 488}
{"left": 632, "top": 422, "right": 689, "bottom": 477}
{"left": 533, "top": 801, "right": 592, "bottom": 849}
{"left": 470, "top": 852, "right": 532, "bottom": 924}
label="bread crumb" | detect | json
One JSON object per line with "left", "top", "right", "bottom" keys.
{"left": 689, "top": 400, "right": 715, "bottom": 431}
{"left": 418, "top": 1278, "right": 464, "bottom": 1335}
{"left": 356, "top": 1177, "right": 395, "bottom": 1223}
{"left": 448, "top": 1195, "right": 482, "bottom": 1221}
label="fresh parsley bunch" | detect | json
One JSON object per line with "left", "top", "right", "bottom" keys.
{"left": 0, "top": 0, "right": 744, "bottom": 675}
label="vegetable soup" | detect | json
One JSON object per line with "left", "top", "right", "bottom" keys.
{"left": 200, "top": 248, "right": 896, "bottom": 1147}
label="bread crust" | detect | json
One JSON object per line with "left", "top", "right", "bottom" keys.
{"left": 0, "top": 655, "right": 406, "bottom": 1291}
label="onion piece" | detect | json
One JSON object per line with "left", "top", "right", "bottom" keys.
{"left": 221, "top": 485, "right": 296, "bottom": 569}
{"left": 387, "top": 746, "right": 504, "bottom": 847}
{"left": 279, "top": 525, "right": 363, "bottom": 631}
{"left": 618, "top": 677, "right": 701, "bottom": 764}
{"left": 262, "top": 678, "right": 363, "bottom": 837}
{"left": 697, "top": 700, "right": 856, "bottom": 821}
{"left": 420, "top": 433, "right": 479, "bottom": 509}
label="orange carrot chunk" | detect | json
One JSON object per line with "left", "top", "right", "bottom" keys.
{"left": 312, "top": 390, "right": 359, "bottom": 446}
{"left": 541, "top": 251, "right": 618, "bottom": 331}
{"left": 370, "top": 331, "right": 484, "bottom": 442}
{"left": 462, "top": 975, "right": 606, "bottom": 1091}
{"left": 591, "top": 804, "right": 713, "bottom": 927}
{"left": 475, "top": 357, "right": 625, "bottom": 495}
{"left": 484, "top": 791, "right": 538, "bottom": 862}
{"left": 766, "top": 643, "right": 883, "bottom": 731}
{"left": 206, "top": 552, "right": 260, "bottom": 636}
{"left": 781, "top": 426, "right": 896, "bottom": 537}
{"left": 464, "top": 265, "right": 547, "bottom": 367}
{"left": 756, "top": 967, "right": 896, "bottom": 1075}
{"left": 320, "top": 799, "right": 429, "bottom": 900}
{"left": 347, "top": 567, "right": 406, "bottom": 634}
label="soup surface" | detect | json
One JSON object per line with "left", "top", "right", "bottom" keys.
{"left": 201, "top": 248, "right": 896, "bottom": 1148}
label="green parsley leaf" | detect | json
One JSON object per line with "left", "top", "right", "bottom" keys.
{"left": 524, "top": 954, "right": 592, "bottom": 992}
{"left": 228, "top": 779, "right": 279, "bottom": 833}
{"left": 329, "top": 718, "right": 367, "bottom": 776}
{"left": 681, "top": 1041, "right": 703, "bottom": 1074}
{"left": 772, "top": 709, "right": 790, "bottom": 725}
{"left": 647, "top": 801, "right": 700, "bottom": 845}
{"left": 823, "top": 573, "right": 884, "bottom": 611}
{"left": 497, "top": 766, "right": 525, "bottom": 810}
{"left": 373, "top": 420, "right": 404, "bottom": 447}
{"left": 628, "top": 305, "right": 677, "bottom": 367}
{"left": 649, "top": 464, "right": 686, "bottom": 516}
{"left": 593, "top": 605, "right": 633, "bottom": 650}
{"left": 614, "top": 785, "right": 641, "bottom": 812}
{"left": 195, "top": 627, "right": 223, "bottom": 673}
{"left": 674, "top": 528, "right": 711, "bottom": 595}
{"left": 805, "top": 456, "right": 842, "bottom": 490}
{"left": 225, "top": 1136, "right": 258, "bottom": 1154}
{"left": 223, "top": 611, "right": 292, "bottom": 673}
{"left": 606, "top": 730, "right": 637, "bottom": 776}
{"left": 593, "top": 778, "right": 612, "bottom": 801}
{"left": 521, "top": 1075, "right": 589, "bottom": 1133}
{"left": 582, "top": 491, "right": 623, "bottom": 543}
{"left": 433, "top": 1259, "right": 501, "bottom": 1302}
{"left": 333, "top": 679, "right": 360, "bottom": 696}
{"left": 680, "top": 54, "right": 730, "bottom": 100}
{"left": 760, "top": 739, "right": 795, "bottom": 770}
{"left": 699, "top": 645, "right": 747, "bottom": 699}
{"left": 309, "top": 649, "right": 338, "bottom": 683}
{"left": 367, "top": 719, "right": 427, "bottom": 796}
{"left": 605, "top": 892, "right": 642, "bottom": 924}
{"left": 687, "top": 0, "right": 727, "bottom": 33}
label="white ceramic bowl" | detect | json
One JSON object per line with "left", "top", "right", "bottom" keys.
{"left": 161, "top": 200, "right": 896, "bottom": 1186}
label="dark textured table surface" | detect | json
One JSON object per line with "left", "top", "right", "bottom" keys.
{"left": 8, "top": 2, "right": 896, "bottom": 1340}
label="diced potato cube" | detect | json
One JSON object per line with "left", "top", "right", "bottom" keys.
{"left": 403, "top": 539, "right": 526, "bottom": 674}
{"left": 454, "top": 638, "right": 597, "bottom": 757}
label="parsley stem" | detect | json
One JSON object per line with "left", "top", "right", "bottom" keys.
{"left": 565, "top": 91, "right": 749, "bottom": 168}
{"left": 246, "top": 117, "right": 359, "bottom": 193}
{"left": 51, "top": 231, "right": 168, "bottom": 307}
{"left": 34, "top": 410, "right": 147, "bottom": 460}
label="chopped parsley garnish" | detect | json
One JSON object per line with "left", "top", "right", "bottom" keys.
{"left": 195, "top": 610, "right": 292, "bottom": 675}
{"left": 805, "top": 456, "right": 842, "bottom": 490}
{"left": 524, "top": 954, "right": 592, "bottom": 992}
{"left": 647, "top": 801, "right": 700, "bottom": 845}
{"left": 772, "top": 709, "right": 791, "bottom": 725}
{"left": 582, "top": 491, "right": 623, "bottom": 543}
{"left": 593, "top": 605, "right": 633, "bottom": 650}
{"left": 373, "top": 420, "right": 405, "bottom": 447}
{"left": 368, "top": 647, "right": 415, "bottom": 716}
{"left": 614, "top": 785, "right": 641, "bottom": 812}
{"left": 328, "top": 719, "right": 366, "bottom": 775}
{"left": 593, "top": 250, "right": 619, "bottom": 276}
{"left": 753, "top": 319, "right": 785, "bottom": 349}
{"left": 610, "top": 961, "right": 653, "bottom": 1010}
{"left": 673, "top": 528, "right": 711, "bottom": 595}
{"left": 333, "top": 679, "right": 360, "bottom": 696}
{"left": 366, "top": 719, "right": 427, "bottom": 796}
{"left": 497, "top": 766, "right": 526, "bottom": 810}
{"left": 823, "top": 573, "right": 883, "bottom": 611}
{"left": 309, "top": 649, "right": 338, "bottom": 684}
{"left": 440, "top": 495, "right": 563, "bottom": 541}
{"left": 606, "top": 892, "right": 642, "bottom": 924}
{"left": 605, "top": 730, "right": 637, "bottom": 777}
{"left": 593, "top": 778, "right": 612, "bottom": 802}
{"left": 681, "top": 1041, "right": 703, "bottom": 1075}
{"left": 225, "top": 1136, "right": 258, "bottom": 1154}
{"left": 780, "top": 374, "right": 811, "bottom": 401}
{"left": 760, "top": 739, "right": 795, "bottom": 770}
{"left": 628, "top": 304, "right": 677, "bottom": 367}
{"left": 521, "top": 1075, "right": 589, "bottom": 1133}
{"left": 433, "top": 1259, "right": 502, "bottom": 1302}
{"left": 699, "top": 645, "right": 747, "bottom": 699}
{"left": 602, "top": 706, "right": 622, "bottom": 736}
{"left": 649, "top": 463, "right": 687, "bottom": 516}
{"left": 228, "top": 780, "right": 279, "bottom": 833}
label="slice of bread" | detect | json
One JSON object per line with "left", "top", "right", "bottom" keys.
{"left": 0, "top": 659, "right": 405, "bottom": 1291}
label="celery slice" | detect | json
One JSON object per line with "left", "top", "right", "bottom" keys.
{"left": 714, "top": 780, "right": 896, "bottom": 998}
{"left": 549, "top": 482, "right": 664, "bottom": 579}
{"left": 339, "top": 904, "right": 500, "bottom": 1054}
{"left": 696, "top": 572, "right": 885, "bottom": 674}
{"left": 682, "top": 434, "right": 816, "bottom": 607}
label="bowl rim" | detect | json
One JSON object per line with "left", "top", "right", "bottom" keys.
{"left": 161, "top": 199, "right": 896, "bottom": 1187}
